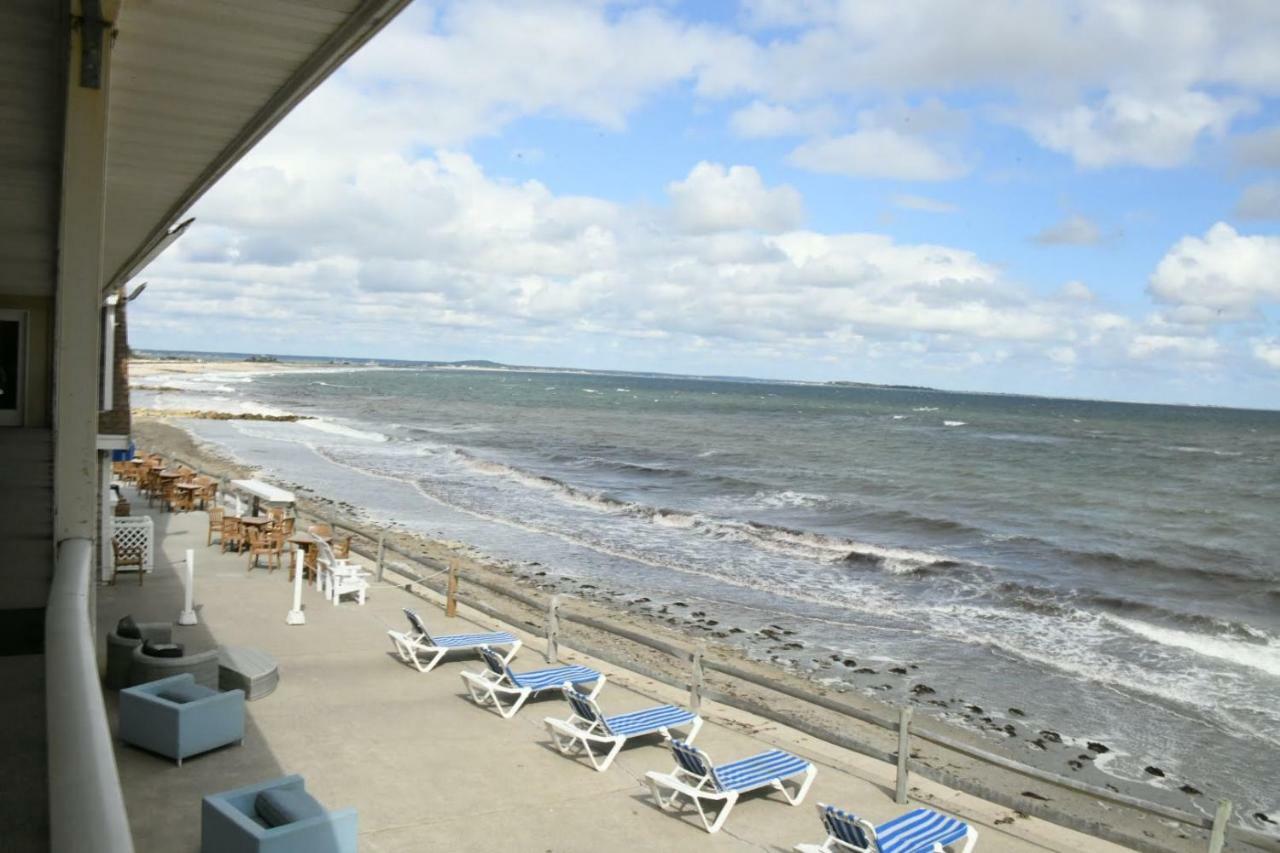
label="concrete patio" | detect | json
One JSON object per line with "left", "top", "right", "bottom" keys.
{"left": 98, "top": 489, "right": 1131, "bottom": 852}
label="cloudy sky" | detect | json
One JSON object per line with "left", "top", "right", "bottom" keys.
{"left": 132, "top": 0, "right": 1280, "bottom": 408}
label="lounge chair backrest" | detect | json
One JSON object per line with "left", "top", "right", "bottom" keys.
{"left": 403, "top": 608, "right": 433, "bottom": 644}
{"left": 671, "top": 739, "right": 716, "bottom": 787}
{"left": 820, "top": 805, "right": 876, "bottom": 851}
{"left": 479, "top": 646, "right": 510, "bottom": 679}
{"left": 563, "top": 686, "right": 610, "bottom": 734}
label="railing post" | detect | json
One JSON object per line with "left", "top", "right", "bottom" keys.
{"left": 545, "top": 594, "right": 560, "bottom": 663}
{"left": 895, "top": 706, "right": 912, "bottom": 804}
{"left": 1208, "top": 800, "right": 1232, "bottom": 853}
{"left": 446, "top": 562, "right": 459, "bottom": 617}
{"left": 375, "top": 533, "right": 386, "bottom": 582}
{"left": 690, "top": 642, "right": 705, "bottom": 711}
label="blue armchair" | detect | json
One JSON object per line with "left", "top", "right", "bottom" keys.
{"left": 119, "top": 673, "right": 245, "bottom": 765}
{"left": 201, "top": 775, "right": 357, "bottom": 853}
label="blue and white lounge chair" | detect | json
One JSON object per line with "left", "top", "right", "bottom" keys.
{"left": 544, "top": 685, "right": 703, "bottom": 772}
{"left": 387, "top": 608, "right": 521, "bottom": 673}
{"left": 645, "top": 738, "right": 816, "bottom": 833}
{"left": 460, "top": 646, "right": 605, "bottom": 719}
{"left": 794, "top": 804, "right": 977, "bottom": 853}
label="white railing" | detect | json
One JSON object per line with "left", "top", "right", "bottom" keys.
{"left": 46, "top": 537, "right": 133, "bottom": 853}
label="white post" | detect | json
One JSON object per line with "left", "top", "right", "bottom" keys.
{"left": 286, "top": 550, "right": 306, "bottom": 625}
{"left": 177, "top": 549, "right": 197, "bottom": 625}
{"left": 1208, "top": 800, "right": 1232, "bottom": 853}
{"left": 690, "top": 642, "right": 705, "bottom": 712}
{"left": 545, "top": 595, "right": 560, "bottom": 663}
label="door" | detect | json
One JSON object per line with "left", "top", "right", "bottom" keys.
{"left": 0, "top": 309, "right": 26, "bottom": 426}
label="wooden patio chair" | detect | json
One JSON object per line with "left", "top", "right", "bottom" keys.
{"left": 110, "top": 536, "right": 145, "bottom": 586}
{"left": 207, "top": 507, "right": 225, "bottom": 547}
{"left": 332, "top": 534, "right": 352, "bottom": 560}
{"left": 246, "top": 525, "right": 280, "bottom": 573}
{"left": 220, "top": 516, "right": 245, "bottom": 554}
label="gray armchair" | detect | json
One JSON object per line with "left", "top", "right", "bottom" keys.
{"left": 202, "top": 775, "right": 357, "bottom": 853}
{"left": 130, "top": 642, "right": 221, "bottom": 690}
{"left": 105, "top": 621, "right": 172, "bottom": 689}
{"left": 119, "top": 674, "right": 245, "bottom": 765}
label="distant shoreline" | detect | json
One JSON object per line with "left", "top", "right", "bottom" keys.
{"left": 129, "top": 350, "right": 1280, "bottom": 414}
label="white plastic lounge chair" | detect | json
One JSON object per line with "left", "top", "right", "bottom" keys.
{"left": 387, "top": 608, "right": 521, "bottom": 673}
{"left": 544, "top": 685, "right": 703, "bottom": 772}
{"left": 460, "top": 646, "right": 604, "bottom": 719}
{"left": 794, "top": 803, "right": 977, "bottom": 853}
{"left": 645, "top": 738, "right": 816, "bottom": 833}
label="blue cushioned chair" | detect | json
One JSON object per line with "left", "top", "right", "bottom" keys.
{"left": 119, "top": 673, "right": 245, "bottom": 765}
{"left": 201, "top": 775, "right": 357, "bottom": 853}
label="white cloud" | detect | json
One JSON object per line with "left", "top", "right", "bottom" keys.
{"left": 1032, "top": 214, "right": 1104, "bottom": 245}
{"left": 893, "top": 194, "right": 958, "bottom": 213}
{"left": 1060, "top": 281, "right": 1095, "bottom": 301}
{"left": 1127, "top": 334, "right": 1221, "bottom": 362}
{"left": 788, "top": 130, "right": 967, "bottom": 181}
{"left": 1232, "top": 124, "right": 1280, "bottom": 168}
{"left": 1022, "top": 91, "right": 1249, "bottom": 169}
{"left": 1147, "top": 223, "right": 1280, "bottom": 321}
{"left": 1234, "top": 181, "right": 1280, "bottom": 220}
{"left": 729, "top": 100, "right": 839, "bottom": 137}
{"left": 666, "top": 162, "right": 804, "bottom": 234}
{"left": 1253, "top": 339, "right": 1280, "bottom": 370}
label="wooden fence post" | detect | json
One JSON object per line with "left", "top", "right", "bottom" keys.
{"left": 1208, "top": 800, "right": 1232, "bottom": 853}
{"left": 375, "top": 533, "right": 386, "bottom": 582}
{"left": 895, "top": 706, "right": 912, "bottom": 805}
{"left": 690, "top": 642, "right": 705, "bottom": 712}
{"left": 545, "top": 595, "right": 561, "bottom": 663}
{"left": 445, "top": 563, "right": 459, "bottom": 617}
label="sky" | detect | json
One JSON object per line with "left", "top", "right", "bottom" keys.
{"left": 131, "top": 0, "right": 1280, "bottom": 408}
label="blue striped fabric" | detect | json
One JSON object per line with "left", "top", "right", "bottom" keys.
{"left": 604, "top": 705, "right": 696, "bottom": 737}
{"left": 710, "top": 749, "right": 810, "bottom": 793}
{"left": 480, "top": 646, "right": 509, "bottom": 676}
{"left": 671, "top": 739, "right": 711, "bottom": 778}
{"left": 565, "top": 688, "right": 601, "bottom": 724}
{"left": 404, "top": 608, "right": 432, "bottom": 642}
{"left": 433, "top": 631, "right": 517, "bottom": 648}
{"left": 874, "top": 808, "right": 969, "bottom": 853}
{"left": 821, "top": 806, "right": 872, "bottom": 849}
{"left": 509, "top": 664, "right": 599, "bottom": 691}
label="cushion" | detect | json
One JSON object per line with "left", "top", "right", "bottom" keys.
{"left": 141, "top": 640, "right": 185, "bottom": 658}
{"left": 157, "top": 682, "right": 216, "bottom": 704}
{"left": 255, "top": 788, "right": 326, "bottom": 828}
{"left": 116, "top": 615, "right": 141, "bottom": 640}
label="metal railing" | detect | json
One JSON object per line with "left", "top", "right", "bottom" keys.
{"left": 46, "top": 537, "right": 133, "bottom": 853}
{"left": 176, "top": 459, "right": 1280, "bottom": 853}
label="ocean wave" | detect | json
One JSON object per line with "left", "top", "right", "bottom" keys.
{"left": 1167, "top": 445, "right": 1245, "bottom": 457}
{"left": 943, "top": 420, "right": 967, "bottom": 427}
{"left": 448, "top": 449, "right": 965, "bottom": 575}
{"left": 747, "top": 490, "right": 829, "bottom": 509}
{"left": 299, "top": 418, "right": 388, "bottom": 442}
{"left": 997, "top": 582, "right": 1276, "bottom": 644}
{"left": 913, "top": 407, "right": 939, "bottom": 412}
{"left": 1104, "top": 615, "right": 1280, "bottom": 678}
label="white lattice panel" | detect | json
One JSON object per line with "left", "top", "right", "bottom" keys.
{"left": 112, "top": 515, "right": 154, "bottom": 573}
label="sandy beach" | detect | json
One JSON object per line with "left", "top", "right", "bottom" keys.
{"left": 123, "top": 355, "right": 1278, "bottom": 852}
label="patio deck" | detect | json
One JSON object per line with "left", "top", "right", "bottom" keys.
{"left": 99, "top": 488, "right": 1132, "bottom": 852}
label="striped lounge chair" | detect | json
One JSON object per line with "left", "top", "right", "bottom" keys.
{"left": 387, "top": 608, "right": 521, "bottom": 673}
{"left": 645, "top": 738, "right": 816, "bottom": 833}
{"left": 544, "top": 685, "right": 703, "bottom": 772}
{"left": 794, "top": 804, "right": 977, "bottom": 853}
{"left": 460, "top": 646, "right": 605, "bottom": 719}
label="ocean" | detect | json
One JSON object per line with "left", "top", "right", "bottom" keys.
{"left": 136, "top": 360, "right": 1280, "bottom": 828}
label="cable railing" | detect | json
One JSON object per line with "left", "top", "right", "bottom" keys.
{"left": 46, "top": 537, "right": 134, "bottom": 853}
{"left": 178, "top": 459, "right": 1280, "bottom": 853}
